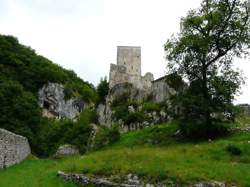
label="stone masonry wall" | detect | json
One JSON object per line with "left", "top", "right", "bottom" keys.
{"left": 109, "top": 46, "right": 154, "bottom": 91}
{"left": 152, "top": 76, "right": 176, "bottom": 103}
{"left": 0, "top": 129, "right": 30, "bottom": 169}
{"left": 117, "top": 46, "right": 141, "bottom": 76}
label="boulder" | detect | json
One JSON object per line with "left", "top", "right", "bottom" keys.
{"left": 0, "top": 129, "right": 30, "bottom": 169}
{"left": 54, "top": 145, "right": 79, "bottom": 158}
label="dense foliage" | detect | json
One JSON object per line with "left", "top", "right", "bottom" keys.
{"left": 165, "top": 0, "right": 250, "bottom": 139}
{"left": 35, "top": 109, "right": 96, "bottom": 157}
{"left": 97, "top": 76, "right": 109, "bottom": 104}
{"left": 92, "top": 125, "right": 120, "bottom": 150}
{"left": 0, "top": 34, "right": 97, "bottom": 156}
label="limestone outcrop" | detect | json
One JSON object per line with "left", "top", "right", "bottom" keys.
{"left": 38, "top": 82, "right": 87, "bottom": 119}
{"left": 0, "top": 129, "right": 30, "bottom": 169}
{"left": 96, "top": 82, "right": 168, "bottom": 132}
{"left": 58, "top": 171, "right": 165, "bottom": 187}
{"left": 58, "top": 171, "right": 230, "bottom": 187}
{"left": 54, "top": 144, "right": 80, "bottom": 158}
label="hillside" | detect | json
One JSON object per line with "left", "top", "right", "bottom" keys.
{"left": 0, "top": 34, "right": 97, "bottom": 157}
{"left": 0, "top": 121, "right": 250, "bottom": 186}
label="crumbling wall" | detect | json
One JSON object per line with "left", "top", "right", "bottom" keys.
{"left": 152, "top": 76, "right": 176, "bottom": 103}
{"left": 117, "top": 46, "right": 141, "bottom": 76}
{"left": 109, "top": 46, "right": 153, "bottom": 92}
{"left": 0, "top": 129, "right": 30, "bottom": 169}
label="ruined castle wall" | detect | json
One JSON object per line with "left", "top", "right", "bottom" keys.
{"left": 117, "top": 46, "right": 141, "bottom": 76}
{"left": 109, "top": 64, "right": 130, "bottom": 89}
{"left": 141, "top": 73, "right": 154, "bottom": 91}
{"left": 152, "top": 77, "right": 175, "bottom": 103}
{"left": 0, "top": 129, "right": 30, "bottom": 169}
{"left": 109, "top": 46, "right": 154, "bottom": 92}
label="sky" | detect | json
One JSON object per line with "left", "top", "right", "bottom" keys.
{"left": 0, "top": 0, "right": 249, "bottom": 104}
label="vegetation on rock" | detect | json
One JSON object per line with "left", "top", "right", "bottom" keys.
{"left": 0, "top": 34, "right": 97, "bottom": 157}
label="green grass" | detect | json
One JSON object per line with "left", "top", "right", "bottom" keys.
{"left": 0, "top": 156, "right": 77, "bottom": 187}
{"left": 1, "top": 123, "right": 250, "bottom": 186}
{"left": 233, "top": 116, "right": 250, "bottom": 128}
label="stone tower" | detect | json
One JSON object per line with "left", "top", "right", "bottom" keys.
{"left": 109, "top": 46, "right": 153, "bottom": 90}
{"left": 117, "top": 46, "right": 141, "bottom": 76}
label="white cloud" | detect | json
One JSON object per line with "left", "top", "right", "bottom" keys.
{"left": 0, "top": 0, "right": 249, "bottom": 104}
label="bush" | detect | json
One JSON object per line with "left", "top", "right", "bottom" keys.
{"left": 124, "top": 112, "right": 145, "bottom": 124}
{"left": 97, "top": 77, "right": 109, "bottom": 104}
{"left": 142, "top": 102, "right": 161, "bottom": 112}
{"left": 93, "top": 125, "right": 120, "bottom": 150}
{"left": 33, "top": 109, "right": 95, "bottom": 157}
{"left": 178, "top": 120, "right": 228, "bottom": 140}
{"left": 226, "top": 145, "right": 242, "bottom": 156}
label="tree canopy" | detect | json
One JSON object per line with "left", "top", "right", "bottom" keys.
{"left": 165, "top": 0, "right": 250, "bottom": 138}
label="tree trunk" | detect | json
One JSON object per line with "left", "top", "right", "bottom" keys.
{"left": 201, "top": 65, "right": 211, "bottom": 127}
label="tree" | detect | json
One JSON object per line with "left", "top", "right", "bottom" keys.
{"left": 97, "top": 76, "right": 109, "bottom": 103}
{"left": 165, "top": 0, "right": 250, "bottom": 138}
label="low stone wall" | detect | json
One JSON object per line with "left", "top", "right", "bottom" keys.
{"left": 0, "top": 129, "right": 30, "bottom": 169}
{"left": 58, "top": 171, "right": 227, "bottom": 187}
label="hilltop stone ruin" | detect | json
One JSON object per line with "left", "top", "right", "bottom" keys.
{"left": 109, "top": 46, "right": 175, "bottom": 103}
{"left": 97, "top": 46, "right": 176, "bottom": 131}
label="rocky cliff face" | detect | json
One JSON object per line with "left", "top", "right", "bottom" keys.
{"left": 38, "top": 83, "right": 87, "bottom": 119}
{"left": 0, "top": 129, "right": 31, "bottom": 169}
{"left": 96, "top": 83, "right": 168, "bottom": 132}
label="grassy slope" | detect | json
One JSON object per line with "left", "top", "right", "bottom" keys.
{"left": 0, "top": 120, "right": 250, "bottom": 187}
{"left": 0, "top": 157, "right": 77, "bottom": 187}
{"left": 64, "top": 124, "right": 250, "bottom": 186}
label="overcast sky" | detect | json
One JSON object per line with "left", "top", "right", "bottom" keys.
{"left": 0, "top": 0, "right": 249, "bottom": 104}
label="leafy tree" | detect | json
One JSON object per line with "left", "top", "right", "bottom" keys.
{"left": 165, "top": 0, "right": 250, "bottom": 138}
{"left": 0, "top": 80, "right": 41, "bottom": 143}
{"left": 97, "top": 76, "right": 109, "bottom": 103}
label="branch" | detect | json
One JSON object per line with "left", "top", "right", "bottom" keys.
{"left": 206, "top": 0, "right": 249, "bottom": 68}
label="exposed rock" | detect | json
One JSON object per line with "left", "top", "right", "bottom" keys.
{"left": 108, "top": 83, "right": 149, "bottom": 103}
{"left": 54, "top": 145, "right": 79, "bottom": 158}
{"left": 192, "top": 181, "right": 226, "bottom": 187}
{"left": 128, "top": 106, "right": 136, "bottom": 113}
{"left": 0, "top": 129, "right": 30, "bottom": 169}
{"left": 58, "top": 171, "right": 166, "bottom": 187}
{"left": 87, "top": 124, "right": 99, "bottom": 151}
{"left": 38, "top": 82, "right": 87, "bottom": 119}
{"left": 229, "top": 125, "right": 250, "bottom": 133}
{"left": 96, "top": 103, "right": 112, "bottom": 127}
{"left": 160, "top": 111, "right": 167, "bottom": 120}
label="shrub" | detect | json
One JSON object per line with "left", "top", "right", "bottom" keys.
{"left": 142, "top": 102, "right": 161, "bottom": 112}
{"left": 178, "top": 120, "right": 228, "bottom": 140}
{"left": 97, "top": 77, "right": 109, "bottom": 104}
{"left": 92, "top": 125, "right": 120, "bottom": 150}
{"left": 124, "top": 112, "right": 145, "bottom": 124}
{"left": 226, "top": 145, "right": 242, "bottom": 156}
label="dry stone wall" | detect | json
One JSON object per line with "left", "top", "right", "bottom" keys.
{"left": 0, "top": 129, "right": 30, "bottom": 169}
